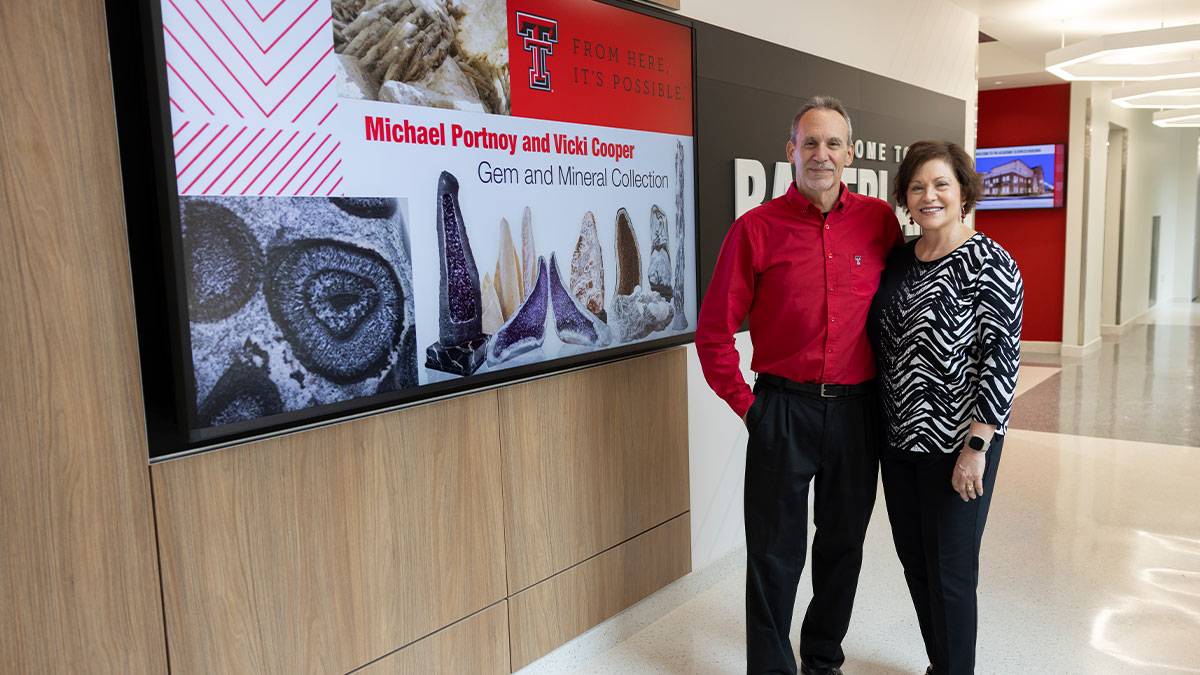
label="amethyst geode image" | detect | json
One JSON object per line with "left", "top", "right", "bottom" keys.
{"left": 181, "top": 195, "right": 417, "bottom": 430}
{"left": 483, "top": 252, "right": 613, "bottom": 367}
{"left": 549, "top": 252, "right": 610, "bottom": 348}
{"left": 426, "top": 171, "right": 489, "bottom": 375}
{"left": 487, "top": 256, "right": 548, "bottom": 365}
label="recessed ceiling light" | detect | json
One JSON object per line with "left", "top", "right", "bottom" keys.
{"left": 1046, "top": 23, "right": 1200, "bottom": 81}
{"left": 1153, "top": 109, "right": 1200, "bottom": 127}
{"left": 1112, "top": 77, "right": 1200, "bottom": 109}
{"left": 995, "top": 80, "right": 1004, "bottom": 84}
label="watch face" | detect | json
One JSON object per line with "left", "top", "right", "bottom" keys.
{"left": 968, "top": 436, "right": 985, "bottom": 450}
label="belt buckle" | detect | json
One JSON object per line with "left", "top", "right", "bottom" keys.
{"left": 820, "top": 383, "right": 835, "bottom": 398}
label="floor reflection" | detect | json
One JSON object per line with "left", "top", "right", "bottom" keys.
{"left": 518, "top": 302, "right": 1200, "bottom": 674}
{"left": 1012, "top": 303, "right": 1200, "bottom": 447}
{"left": 1091, "top": 598, "right": 1200, "bottom": 673}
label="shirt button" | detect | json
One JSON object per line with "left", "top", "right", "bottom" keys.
{"left": 825, "top": 224, "right": 830, "bottom": 230}
{"left": 830, "top": 317, "right": 836, "bottom": 323}
{"left": 827, "top": 348, "right": 834, "bottom": 353}
{"left": 827, "top": 253, "right": 833, "bottom": 259}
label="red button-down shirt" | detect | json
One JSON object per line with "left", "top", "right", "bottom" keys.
{"left": 696, "top": 183, "right": 903, "bottom": 417}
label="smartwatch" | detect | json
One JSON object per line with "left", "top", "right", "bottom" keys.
{"left": 967, "top": 435, "right": 989, "bottom": 453}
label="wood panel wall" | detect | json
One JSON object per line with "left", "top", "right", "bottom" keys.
{"left": 152, "top": 392, "right": 508, "bottom": 674}
{"left": 500, "top": 348, "right": 691, "bottom": 592}
{"left": 152, "top": 349, "right": 691, "bottom": 672}
{"left": 508, "top": 513, "right": 691, "bottom": 670}
{"left": 355, "top": 603, "right": 509, "bottom": 675}
{"left": 0, "top": 0, "right": 168, "bottom": 671}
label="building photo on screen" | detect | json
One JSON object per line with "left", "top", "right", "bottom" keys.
{"left": 975, "top": 143, "right": 1065, "bottom": 210}
{"left": 118, "top": 0, "right": 698, "bottom": 457}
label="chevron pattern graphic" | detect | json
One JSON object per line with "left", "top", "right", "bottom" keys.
{"left": 162, "top": 0, "right": 343, "bottom": 195}
{"left": 171, "top": 120, "right": 343, "bottom": 195}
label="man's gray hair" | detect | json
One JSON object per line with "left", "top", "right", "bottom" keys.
{"left": 789, "top": 95, "right": 853, "bottom": 144}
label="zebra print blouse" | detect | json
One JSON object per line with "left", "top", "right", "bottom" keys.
{"left": 867, "top": 232, "right": 1024, "bottom": 455}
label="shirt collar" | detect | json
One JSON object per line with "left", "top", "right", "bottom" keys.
{"left": 786, "top": 182, "right": 852, "bottom": 215}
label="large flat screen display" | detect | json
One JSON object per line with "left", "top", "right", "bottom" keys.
{"left": 115, "top": 0, "right": 697, "bottom": 459}
{"left": 975, "top": 144, "right": 1065, "bottom": 210}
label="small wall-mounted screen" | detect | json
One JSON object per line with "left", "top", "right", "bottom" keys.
{"left": 975, "top": 144, "right": 1065, "bottom": 210}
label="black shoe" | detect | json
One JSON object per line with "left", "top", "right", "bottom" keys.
{"left": 799, "top": 666, "right": 844, "bottom": 675}
{"left": 924, "top": 667, "right": 934, "bottom": 675}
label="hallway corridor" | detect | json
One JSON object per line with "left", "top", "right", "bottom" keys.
{"left": 518, "top": 302, "right": 1200, "bottom": 674}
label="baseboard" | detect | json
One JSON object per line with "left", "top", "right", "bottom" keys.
{"left": 1100, "top": 308, "right": 1151, "bottom": 336}
{"left": 1061, "top": 337, "right": 1102, "bottom": 358}
{"left": 1020, "top": 340, "right": 1061, "bottom": 354}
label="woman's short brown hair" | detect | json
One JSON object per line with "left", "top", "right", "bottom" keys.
{"left": 892, "top": 140, "right": 983, "bottom": 214}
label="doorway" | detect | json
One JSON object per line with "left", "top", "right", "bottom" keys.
{"left": 1194, "top": 136, "right": 1200, "bottom": 301}
{"left": 1150, "top": 215, "right": 1161, "bottom": 307}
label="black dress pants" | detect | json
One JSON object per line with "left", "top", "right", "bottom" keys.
{"left": 744, "top": 377, "right": 880, "bottom": 675}
{"left": 880, "top": 437, "right": 1004, "bottom": 675}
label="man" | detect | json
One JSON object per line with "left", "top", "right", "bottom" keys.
{"left": 695, "top": 96, "right": 903, "bottom": 675}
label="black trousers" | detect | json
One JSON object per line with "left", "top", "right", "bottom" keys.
{"left": 744, "top": 377, "right": 880, "bottom": 675}
{"left": 880, "top": 438, "right": 1004, "bottom": 675}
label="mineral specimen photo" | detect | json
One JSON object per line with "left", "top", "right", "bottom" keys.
{"left": 487, "top": 255, "right": 548, "bottom": 366}
{"left": 419, "top": 185, "right": 696, "bottom": 379}
{"left": 425, "top": 170, "right": 489, "bottom": 375}
{"left": 403, "top": 136, "right": 696, "bottom": 384}
{"left": 549, "top": 252, "right": 610, "bottom": 349}
{"left": 181, "top": 195, "right": 417, "bottom": 429}
{"left": 570, "top": 211, "right": 606, "bottom": 323}
{"left": 610, "top": 206, "right": 674, "bottom": 342}
{"left": 671, "top": 141, "right": 688, "bottom": 330}
{"left": 332, "top": 0, "right": 510, "bottom": 114}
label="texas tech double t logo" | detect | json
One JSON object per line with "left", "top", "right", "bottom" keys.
{"left": 515, "top": 12, "right": 558, "bottom": 91}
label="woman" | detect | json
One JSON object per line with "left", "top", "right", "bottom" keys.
{"left": 867, "top": 141, "right": 1023, "bottom": 675}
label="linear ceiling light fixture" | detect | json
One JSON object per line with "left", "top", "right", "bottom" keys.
{"left": 1046, "top": 22, "right": 1200, "bottom": 81}
{"left": 1153, "top": 109, "right": 1200, "bottom": 128}
{"left": 1113, "top": 77, "right": 1200, "bottom": 109}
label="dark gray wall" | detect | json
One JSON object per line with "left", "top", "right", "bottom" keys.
{"left": 694, "top": 22, "right": 967, "bottom": 302}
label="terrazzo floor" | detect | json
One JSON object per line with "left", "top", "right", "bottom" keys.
{"left": 517, "top": 300, "right": 1200, "bottom": 674}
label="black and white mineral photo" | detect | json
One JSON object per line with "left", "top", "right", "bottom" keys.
{"left": 332, "top": 0, "right": 509, "bottom": 114}
{"left": 181, "top": 195, "right": 418, "bottom": 430}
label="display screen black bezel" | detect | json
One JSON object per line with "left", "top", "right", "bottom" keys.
{"left": 105, "top": 0, "right": 701, "bottom": 462}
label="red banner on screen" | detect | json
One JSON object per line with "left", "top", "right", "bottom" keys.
{"left": 507, "top": 0, "right": 693, "bottom": 136}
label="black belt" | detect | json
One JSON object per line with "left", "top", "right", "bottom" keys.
{"left": 757, "top": 373, "right": 875, "bottom": 398}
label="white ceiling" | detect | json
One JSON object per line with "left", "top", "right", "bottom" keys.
{"left": 947, "top": 0, "right": 1200, "bottom": 90}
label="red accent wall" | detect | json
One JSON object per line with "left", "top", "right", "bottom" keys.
{"left": 975, "top": 84, "right": 1070, "bottom": 342}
